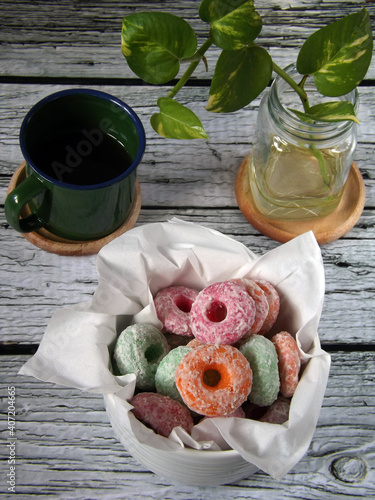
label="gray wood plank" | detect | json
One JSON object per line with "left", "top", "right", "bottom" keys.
{"left": 1, "top": 87, "right": 374, "bottom": 345}
{"left": 1, "top": 84, "right": 374, "bottom": 208}
{"left": 0, "top": 0, "right": 374, "bottom": 79}
{"left": 0, "top": 353, "right": 373, "bottom": 499}
{"left": 1, "top": 1, "right": 374, "bottom": 499}
{"left": 1, "top": 208, "right": 375, "bottom": 346}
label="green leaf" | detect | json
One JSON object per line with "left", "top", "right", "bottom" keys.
{"left": 297, "top": 8, "right": 373, "bottom": 96}
{"left": 150, "top": 97, "right": 209, "bottom": 139}
{"left": 121, "top": 12, "right": 197, "bottom": 85}
{"left": 206, "top": 45, "right": 272, "bottom": 113}
{"left": 199, "top": 0, "right": 262, "bottom": 50}
{"left": 289, "top": 101, "right": 360, "bottom": 124}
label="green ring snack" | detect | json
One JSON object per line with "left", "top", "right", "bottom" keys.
{"left": 155, "top": 346, "right": 192, "bottom": 402}
{"left": 114, "top": 323, "right": 169, "bottom": 390}
{"left": 240, "top": 335, "right": 280, "bottom": 407}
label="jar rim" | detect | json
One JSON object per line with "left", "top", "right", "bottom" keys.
{"left": 268, "top": 64, "right": 359, "bottom": 143}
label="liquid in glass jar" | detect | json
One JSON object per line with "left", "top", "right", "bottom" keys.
{"left": 250, "top": 65, "right": 358, "bottom": 221}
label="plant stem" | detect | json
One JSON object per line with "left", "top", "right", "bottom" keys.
{"left": 310, "top": 144, "right": 330, "bottom": 186}
{"left": 272, "top": 63, "right": 331, "bottom": 187}
{"left": 272, "top": 62, "right": 310, "bottom": 111}
{"left": 167, "top": 39, "right": 213, "bottom": 99}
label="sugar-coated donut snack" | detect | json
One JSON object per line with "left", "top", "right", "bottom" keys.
{"left": 112, "top": 276, "right": 303, "bottom": 441}
{"left": 240, "top": 335, "right": 280, "bottom": 407}
{"left": 259, "top": 396, "right": 291, "bottom": 424}
{"left": 114, "top": 323, "right": 169, "bottom": 391}
{"left": 255, "top": 280, "right": 280, "bottom": 335}
{"left": 175, "top": 344, "right": 253, "bottom": 416}
{"left": 271, "top": 331, "right": 301, "bottom": 398}
{"left": 155, "top": 346, "right": 192, "bottom": 403}
{"left": 154, "top": 285, "right": 199, "bottom": 337}
{"left": 186, "top": 338, "right": 203, "bottom": 348}
{"left": 230, "top": 278, "right": 269, "bottom": 337}
{"left": 201, "top": 404, "right": 246, "bottom": 422}
{"left": 190, "top": 281, "right": 256, "bottom": 344}
{"left": 130, "top": 392, "right": 194, "bottom": 437}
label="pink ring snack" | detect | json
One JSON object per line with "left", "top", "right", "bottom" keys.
{"left": 190, "top": 281, "right": 256, "bottom": 344}
{"left": 154, "top": 285, "right": 199, "bottom": 337}
{"left": 242, "top": 401, "right": 268, "bottom": 421}
{"left": 230, "top": 278, "right": 269, "bottom": 337}
{"left": 175, "top": 344, "right": 252, "bottom": 416}
{"left": 130, "top": 392, "right": 194, "bottom": 437}
{"left": 114, "top": 324, "right": 169, "bottom": 391}
{"left": 271, "top": 331, "right": 301, "bottom": 398}
{"left": 240, "top": 335, "right": 280, "bottom": 407}
{"left": 255, "top": 280, "right": 280, "bottom": 335}
{"left": 259, "top": 396, "right": 291, "bottom": 424}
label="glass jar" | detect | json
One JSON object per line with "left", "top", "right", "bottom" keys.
{"left": 249, "top": 64, "right": 359, "bottom": 220}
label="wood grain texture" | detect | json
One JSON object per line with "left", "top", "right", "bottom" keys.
{"left": 1, "top": 83, "right": 374, "bottom": 346}
{"left": 0, "top": 84, "right": 374, "bottom": 208}
{"left": 0, "top": 0, "right": 374, "bottom": 79}
{"left": 5, "top": 163, "right": 142, "bottom": 256}
{"left": 1, "top": 207, "right": 375, "bottom": 346}
{"left": 0, "top": 354, "right": 373, "bottom": 499}
{"left": 0, "top": 1, "right": 374, "bottom": 497}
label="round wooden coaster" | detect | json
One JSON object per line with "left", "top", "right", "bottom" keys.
{"left": 6, "top": 162, "right": 142, "bottom": 256}
{"left": 235, "top": 154, "right": 366, "bottom": 245}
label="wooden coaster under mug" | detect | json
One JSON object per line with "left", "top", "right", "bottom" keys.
{"left": 6, "top": 162, "right": 142, "bottom": 256}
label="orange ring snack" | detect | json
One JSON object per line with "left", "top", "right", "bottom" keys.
{"left": 255, "top": 280, "right": 280, "bottom": 335}
{"left": 175, "top": 344, "right": 252, "bottom": 416}
{"left": 271, "top": 331, "right": 301, "bottom": 397}
{"left": 186, "top": 338, "right": 203, "bottom": 348}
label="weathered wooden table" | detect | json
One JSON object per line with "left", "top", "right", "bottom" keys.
{"left": 1, "top": 1, "right": 374, "bottom": 498}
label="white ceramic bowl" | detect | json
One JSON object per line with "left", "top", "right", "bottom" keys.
{"left": 104, "top": 393, "right": 258, "bottom": 486}
{"left": 20, "top": 221, "right": 330, "bottom": 486}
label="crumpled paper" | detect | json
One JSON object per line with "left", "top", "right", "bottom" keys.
{"left": 19, "top": 218, "right": 330, "bottom": 480}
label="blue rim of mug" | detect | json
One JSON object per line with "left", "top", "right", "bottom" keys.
{"left": 19, "top": 88, "right": 146, "bottom": 190}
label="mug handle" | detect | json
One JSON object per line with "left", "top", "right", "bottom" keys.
{"left": 5, "top": 175, "right": 48, "bottom": 233}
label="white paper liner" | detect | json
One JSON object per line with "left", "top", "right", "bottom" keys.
{"left": 19, "top": 218, "right": 331, "bottom": 480}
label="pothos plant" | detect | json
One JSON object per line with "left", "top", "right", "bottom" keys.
{"left": 121, "top": 1, "right": 373, "bottom": 140}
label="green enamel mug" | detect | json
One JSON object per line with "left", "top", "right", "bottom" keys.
{"left": 5, "top": 89, "right": 146, "bottom": 241}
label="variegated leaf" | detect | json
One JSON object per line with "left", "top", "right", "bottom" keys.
{"left": 289, "top": 101, "right": 360, "bottom": 124}
{"left": 199, "top": 0, "right": 262, "bottom": 50}
{"left": 150, "top": 97, "right": 209, "bottom": 139}
{"left": 206, "top": 45, "right": 272, "bottom": 113}
{"left": 121, "top": 12, "right": 197, "bottom": 85}
{"left": 297, "top": 8, "right": 373, "bottom": 96}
